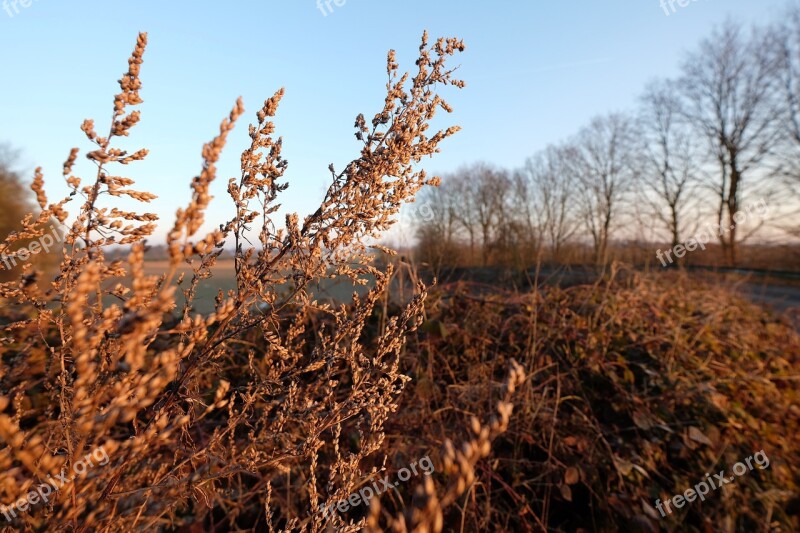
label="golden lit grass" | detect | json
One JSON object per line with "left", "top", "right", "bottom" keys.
{"left": 0, "top": 32, "right": 527, "bottom": 533}
{"left": 389, "top": 265, "right": 800, "bottom": 531}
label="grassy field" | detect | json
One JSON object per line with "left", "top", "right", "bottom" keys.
{"left": 136, "top": 260, "right": 800, "bottom": 320}
{"left": 138, "top": 259, "right": 375, "bottom": 314}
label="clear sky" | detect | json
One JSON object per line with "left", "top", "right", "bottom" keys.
{"left": 0, "top": 0, "right": 789, "bottom": 244}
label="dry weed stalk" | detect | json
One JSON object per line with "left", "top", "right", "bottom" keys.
{"left": 365, "top": 360, "right": 526, "bottom": 533}
{"left": 0, "top": 31, "right": 478, "bottom": 531}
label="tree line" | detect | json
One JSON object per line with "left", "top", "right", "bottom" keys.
{"left": 413, "top": 9, "right": 800, "bottom": 271}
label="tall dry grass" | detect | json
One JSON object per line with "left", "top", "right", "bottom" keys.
{"left": 0, "top": 33, "right": 528, "bottom": 532}
{"left": 390, "top": 264, "right": 799, "bottom": 531}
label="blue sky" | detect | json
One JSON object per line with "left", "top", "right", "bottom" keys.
{"left": 0, "top": 0, "right": 789, "bottom": 244}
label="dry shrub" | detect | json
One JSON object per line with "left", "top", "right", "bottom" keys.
{"left": 0, "top": 32, "right": 527, "bottom": 532}
{"left": 392, "top": 265, "right": 800, "bottom": 531}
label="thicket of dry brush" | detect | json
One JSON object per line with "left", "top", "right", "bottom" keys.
{"left": 390, "top": 266, "right": 799, "bottom": 531}
{"left": 0, "top": 33, "right": 529, "bottom": 532}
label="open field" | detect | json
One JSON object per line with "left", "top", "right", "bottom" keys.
{"left": 144, "top": 260, "right": 800, "bottom": 323}
{"left": 135, "top": 259, "right": 374, "bottom": 315}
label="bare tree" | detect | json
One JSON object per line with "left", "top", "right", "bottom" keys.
{"left": 0, "top": 145, "right": 33, "bottom": 240}
{"left": 509, "top": 169, "right": 542, "bottom": 262}
{"left": 678, "top": 21, "right": 783, "bottom": 265}
{"left": 638, "top": 79, "right": 701, "bottom": 259}
{"left": 448, "top": 170, "right": 478, "bottom": 264}
{"left": 772, "top": 5, "right": 800, "bottom": 237}
{"left": 448, "top": 163, "right": 509, "bottom": 266}
{"left": 571, "top": 113, "right": 640, "bottom": 266}
{"left": 521, "top": 145, "right": 579, "bottom": 262}
{"left": 474, "top": 165, "right": 511, "bottom": 266}
{"left": 414, "top": 180, "right": 461, "bottom": 271}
